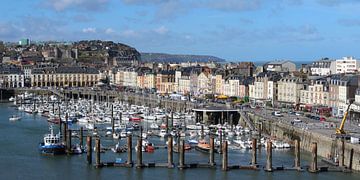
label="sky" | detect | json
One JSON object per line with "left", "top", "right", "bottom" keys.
{"left": 1, "top": 0, "right": 360, "bottom": 61}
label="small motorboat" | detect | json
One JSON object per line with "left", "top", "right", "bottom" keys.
{"left": 159, "top": 129, "right": 167, "bottom": 138}
{"left": 71, "top": 144, "right": 83, "bottom": 154}
{"left": 111, "top": 142, "right": 127, "bottom": 153}
{"left": 187, "top": 139, "right": 198, "bottom": 145}
{"left": 9, "top": 115, "right": 21, "bottom": 121}
{"left": 113, "top": 133, "right": 120, "bottom": 139}
{"left": 195, "top": 140, "right": 211, "bottom": 153}
{"left": 129, "top": 117, "right": 142, "bottom": 122}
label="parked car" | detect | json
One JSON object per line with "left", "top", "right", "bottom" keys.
{"left": 315, "top": 116, "right": 320, "bottom": 121}
{"left": 272, "top": 111, "right": 283, "bottom": 117}
{"left": 293, "top": 118, "right": 302, "bottom": 123}
{"left": 320, "top": 117, "right": 326, "bottom": 121}
{"left": 295, "top": 112, "right": 304, "bottom": 116}
{"left": 305, "top": 114, "right": 312, "bottom": 118}
{"left": 288, "top": 111, "right": 296, "bottom": 115}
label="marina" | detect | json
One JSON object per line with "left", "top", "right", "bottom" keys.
{"left": 1, "top": 92, "right": 360, "bottom": 179}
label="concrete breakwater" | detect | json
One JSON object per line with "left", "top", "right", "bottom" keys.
{"left": 248, "top": 112, "right": 360, "bottom": 171}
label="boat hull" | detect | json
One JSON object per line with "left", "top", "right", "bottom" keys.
{"left": 39, "top": 144, "right": 66, "bottom": 155}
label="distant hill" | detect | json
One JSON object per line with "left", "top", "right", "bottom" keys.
{"left": 141, "top": 53, "right": 225, "bottom": 63}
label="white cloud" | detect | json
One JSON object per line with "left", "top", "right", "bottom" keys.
{"left": 154, "top": 26, "right": 168, "bottom": 34}
{"left": 105, "top": 28, "right": 115, "bottom": 34}
{"left": 82, "top": 27, "right": 97, "bottom": 33}
{"left": 44, "top": 0, "right": 109, "bottom": 11}
{"left": 121, "top": 29, "right": 138, "bottom": 38}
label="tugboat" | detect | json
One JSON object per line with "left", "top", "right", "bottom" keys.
{"left": 39, "top": 126, "right": 65, "bottom": 155}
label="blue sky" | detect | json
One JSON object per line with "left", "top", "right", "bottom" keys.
{"left": 1, "top": 0, "right": 360, "bottom": 61}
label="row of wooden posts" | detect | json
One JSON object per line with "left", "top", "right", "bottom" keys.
{"left": 81, "top": 134, "right": 347, "bottom": 172}
{"left": 60, "top": 118, "right": 354, "bottom": 172}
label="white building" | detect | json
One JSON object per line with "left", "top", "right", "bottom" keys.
{"left": 335, "top": 57, "right": 360, "bottom": 74}
{"left": 310, "top": 59, "right": 335, "bottom": 76}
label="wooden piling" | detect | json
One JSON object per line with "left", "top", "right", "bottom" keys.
{"left": 86, "top": 136, "right": 92, "bottom": 164}
{"left": 209, "top": 137, "right": 215, "bottom": 166}
{"left": 119, "top": 112, "right": 122, "bottom": 124}
{"left": 111, "top": 104, "right": 114, "bottom": 134}
{"left": 171, "top": 111, "right": 174, "bottom": 130}
{"left": 258, "top": 123, "right": 262, "bottom": 150}
{"left": 95, "top": 138, "right": 101, "bottom": 167}
{"left": 79, "top": 127, "right": 83, "bottom": 149}
{"left": 179, "top": 140, "right": 185, "bottom": 169}
{"left": 167, "top": 136, "right": 174, "bottom": 168}
{"left": 222, "top": 141, "right": 228, "bottom": 171}
{"left": 127, "top": 135, "right": 132, "bottom": 165}
{"left": 136, "top": 137, "right": 143, "bottom": 168}
{"left": 63, "top": 120, "right": 67, "bottom": 146}
{"left": 309, "top": 142, "right": 317, "bottom": 173}
{"left": 266, "top": 141, "right": 273, "bottom": 172}
{"left": 201, "top": 125, "right": 204, "bottom": 139}
{"left": 166, "top": 115, "right": 169, "bottom": 134}
{"left": 67, "top": 129, "right": 72, "bottom": 154}
{"left": 340, "top": 138, "right": 345, "bottom": 167}
{"left": 219, "top": 129, "right": 223, "bottom": 154}
{"left": 294, "top": 139, "right": 300, "bottom": 169}
{"left": 252, "top": 138, "right": 257, "bottom": 166}
{"left": 349, "top": 148, "right": 354, "bottom": 170}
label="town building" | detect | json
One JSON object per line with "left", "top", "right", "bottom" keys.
{"left": 264, "top": 60, "right": 296, "bottom": 72}
{"left": 335, "top": 57, "right": 360, "bottom": 74}
{"left": 310, "top": 58, "right": 335, "bottom": 76}
{"left": 0, "top": 65, "right": 25, "bottom": 88}
{"left": 31, "top": 66, "right": 99, "bottom": 87}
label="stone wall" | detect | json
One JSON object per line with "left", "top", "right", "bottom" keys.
{"left": 248, "top": 113, "right": 360, "bottom": 171}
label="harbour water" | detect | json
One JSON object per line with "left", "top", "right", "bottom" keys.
{"left": 1, "top": 103, "right": 360, "bottom": 180}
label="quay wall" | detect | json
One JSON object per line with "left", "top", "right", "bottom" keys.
{"left": 249, "top": 113, "right": 360, "bottom": 171}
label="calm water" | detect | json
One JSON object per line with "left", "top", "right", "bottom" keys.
{"left": 1, "top": 103, "right": 359, "bottom": 180}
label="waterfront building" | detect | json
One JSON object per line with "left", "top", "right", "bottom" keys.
{"left": 31, "top": 66, "right": 99, "bottom": 87}
{"left": 223, "top": 76, "right": 240, "bottom": 97}
{"left": 176, "top": 68, "right": 192, "bottom": 95}
{"left": 249, "top": 72, "right": 282, "bottom": 106}
{"left": 337, "top": 75, "right": 359, "bottom": 116}
{"left": 277, "top": 76, "right": 305, "bottom": 108}
{"left": 211, "top": 70, "right": 224, "bottom": 95}
{"left": 196, "top": 72, "right": 212, "bottom": 95}
{"left": 0, "top": 65, "right": 25, "bottom": 88}
{"left": 300, "top": 78, "right": 329, "bottom": 110}
{"left": 156, "top": 70, "right": 175, "bottom": 94}
{"left": 329, "top": 75, "right": 341, "bottom": 116}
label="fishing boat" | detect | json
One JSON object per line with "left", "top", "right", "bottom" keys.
{"left": 195, "top": 140, "right": 211, "bottom": 153}
{"left": 9, "top": 115, "right": 21, "bottom": 121}
{"left": 39, "top": 126, "right": 65, "bottom": 155}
